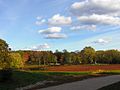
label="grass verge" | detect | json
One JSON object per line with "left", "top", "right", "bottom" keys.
{"left": 98, "top": 70, "right": 120, "bottom": 75}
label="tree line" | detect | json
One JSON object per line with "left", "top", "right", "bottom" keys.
{"left": 14, "top": 47, "right": 120, "bottom": 67}
{"left": 0, "top": 39, "right": 120, "bottom": 70}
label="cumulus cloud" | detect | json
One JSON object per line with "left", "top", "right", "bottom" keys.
{"left": 93, "top": 38, "right": 111, "bottom": 44}
{"left": 48, "top": 14, "right": 72, "bottom": 26}
{"left": 38, "top": 27, "right": 61, "bottom": 34}
{"left": 70, "top": 0, "right": 120, "bottom": 27}
{"left": 45, "top": 33, "right": 67, "bottom": 39}
{"left": 71, "top": 0, "right": 120, "bottom": 16}
{"left": 38, "top": 26, "right": 67, "bottom": 39}
{"left": 70, "top": 25, "right": 96, "bottom": 31}
{"left": 24, "top": 43, "right": 50, "bottom": 51}
{"left": 77, "top": 14, "right": 120, "bottom": 25}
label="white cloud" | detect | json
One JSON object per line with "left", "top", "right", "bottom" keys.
{"left": 36, "top": 19, "right": 46, "bottom": 25}
{"left": 93, "top": 38, "right": 111, "bottom": 44}
{"left": 38, "top": 27, "right": 61, "bottom": 34}
{"left": 70, "top": 25, "right": 96, "bottom": 31}
{"left": 77, "top": 14, "right": 120, "bottom": 25}
{"left": 48, "top": 14, "right": 72, "bottom": 26}
{"left": 45, "top": 33, "right": 67, "bottom": 39}
{"left": 38, "top": 27, "right": 67, "bottom": 39}
{"left": 24, "top": 43, "right": 50, "bottom": 51}
{"left": 36, "top": 16, "right": 42, "bottom": 20}
{"left": 71, "top": 0, "right": 120, "bottom": 16}
{"left": 70, "top": 0, "right": 120, "bottom": 27}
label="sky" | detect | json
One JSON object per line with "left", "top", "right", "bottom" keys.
{"left": 0, "top": 0, "right": 120, "bottom": 51}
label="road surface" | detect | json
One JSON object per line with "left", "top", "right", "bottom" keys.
{"left": 38, "top": 75, "right": 120, "bottom": 90}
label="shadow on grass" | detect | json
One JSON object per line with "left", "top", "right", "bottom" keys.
{"left": 98, "top": 81, "right": 120, "bottom": 90}
{"left": 0, "top": 70, "right": 48, "bottom": 90}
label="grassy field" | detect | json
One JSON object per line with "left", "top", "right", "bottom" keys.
{"left": 0, "top": 64, "right": 120, "bottom": 90}
{"left": 0, "top": 71, "right": 49, "bottom": 90}
{"left": 0, "top": 70, "right": 97, "bottom": 90}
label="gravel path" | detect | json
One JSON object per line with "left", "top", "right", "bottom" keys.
{"left": 38, "top": 75, "right": 120, "bottom": 90}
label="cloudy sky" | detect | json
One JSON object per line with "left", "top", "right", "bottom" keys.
{"left": 0, "top": 0, "right": 120, "bottom": 51}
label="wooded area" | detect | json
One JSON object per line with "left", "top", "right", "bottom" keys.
{"left": 1, "top": 38, "right": 120, "bottom": 70}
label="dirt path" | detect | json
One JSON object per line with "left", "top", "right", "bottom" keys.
{"left": 38, "top": 75, "right": 120, "bottom": 90}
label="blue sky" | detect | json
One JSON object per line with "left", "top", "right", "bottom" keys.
{"left": 0, "top": 0, "right": 120, "bottom": 51}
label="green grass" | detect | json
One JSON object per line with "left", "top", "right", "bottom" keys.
{"left": 0, "top": 71, "right": 49, "bottom": 90}
{"left": 31, "top": 71, "right": 91, "bottom": 75}
{"left": 98, "top": 70, "right": 120, "bottom": 75}
{"left": 98, "top": 81, "right": 120, "bottom": 90}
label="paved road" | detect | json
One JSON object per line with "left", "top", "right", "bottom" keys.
{"left": 38, "top": 75, "right": 120, "bottom": 90}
